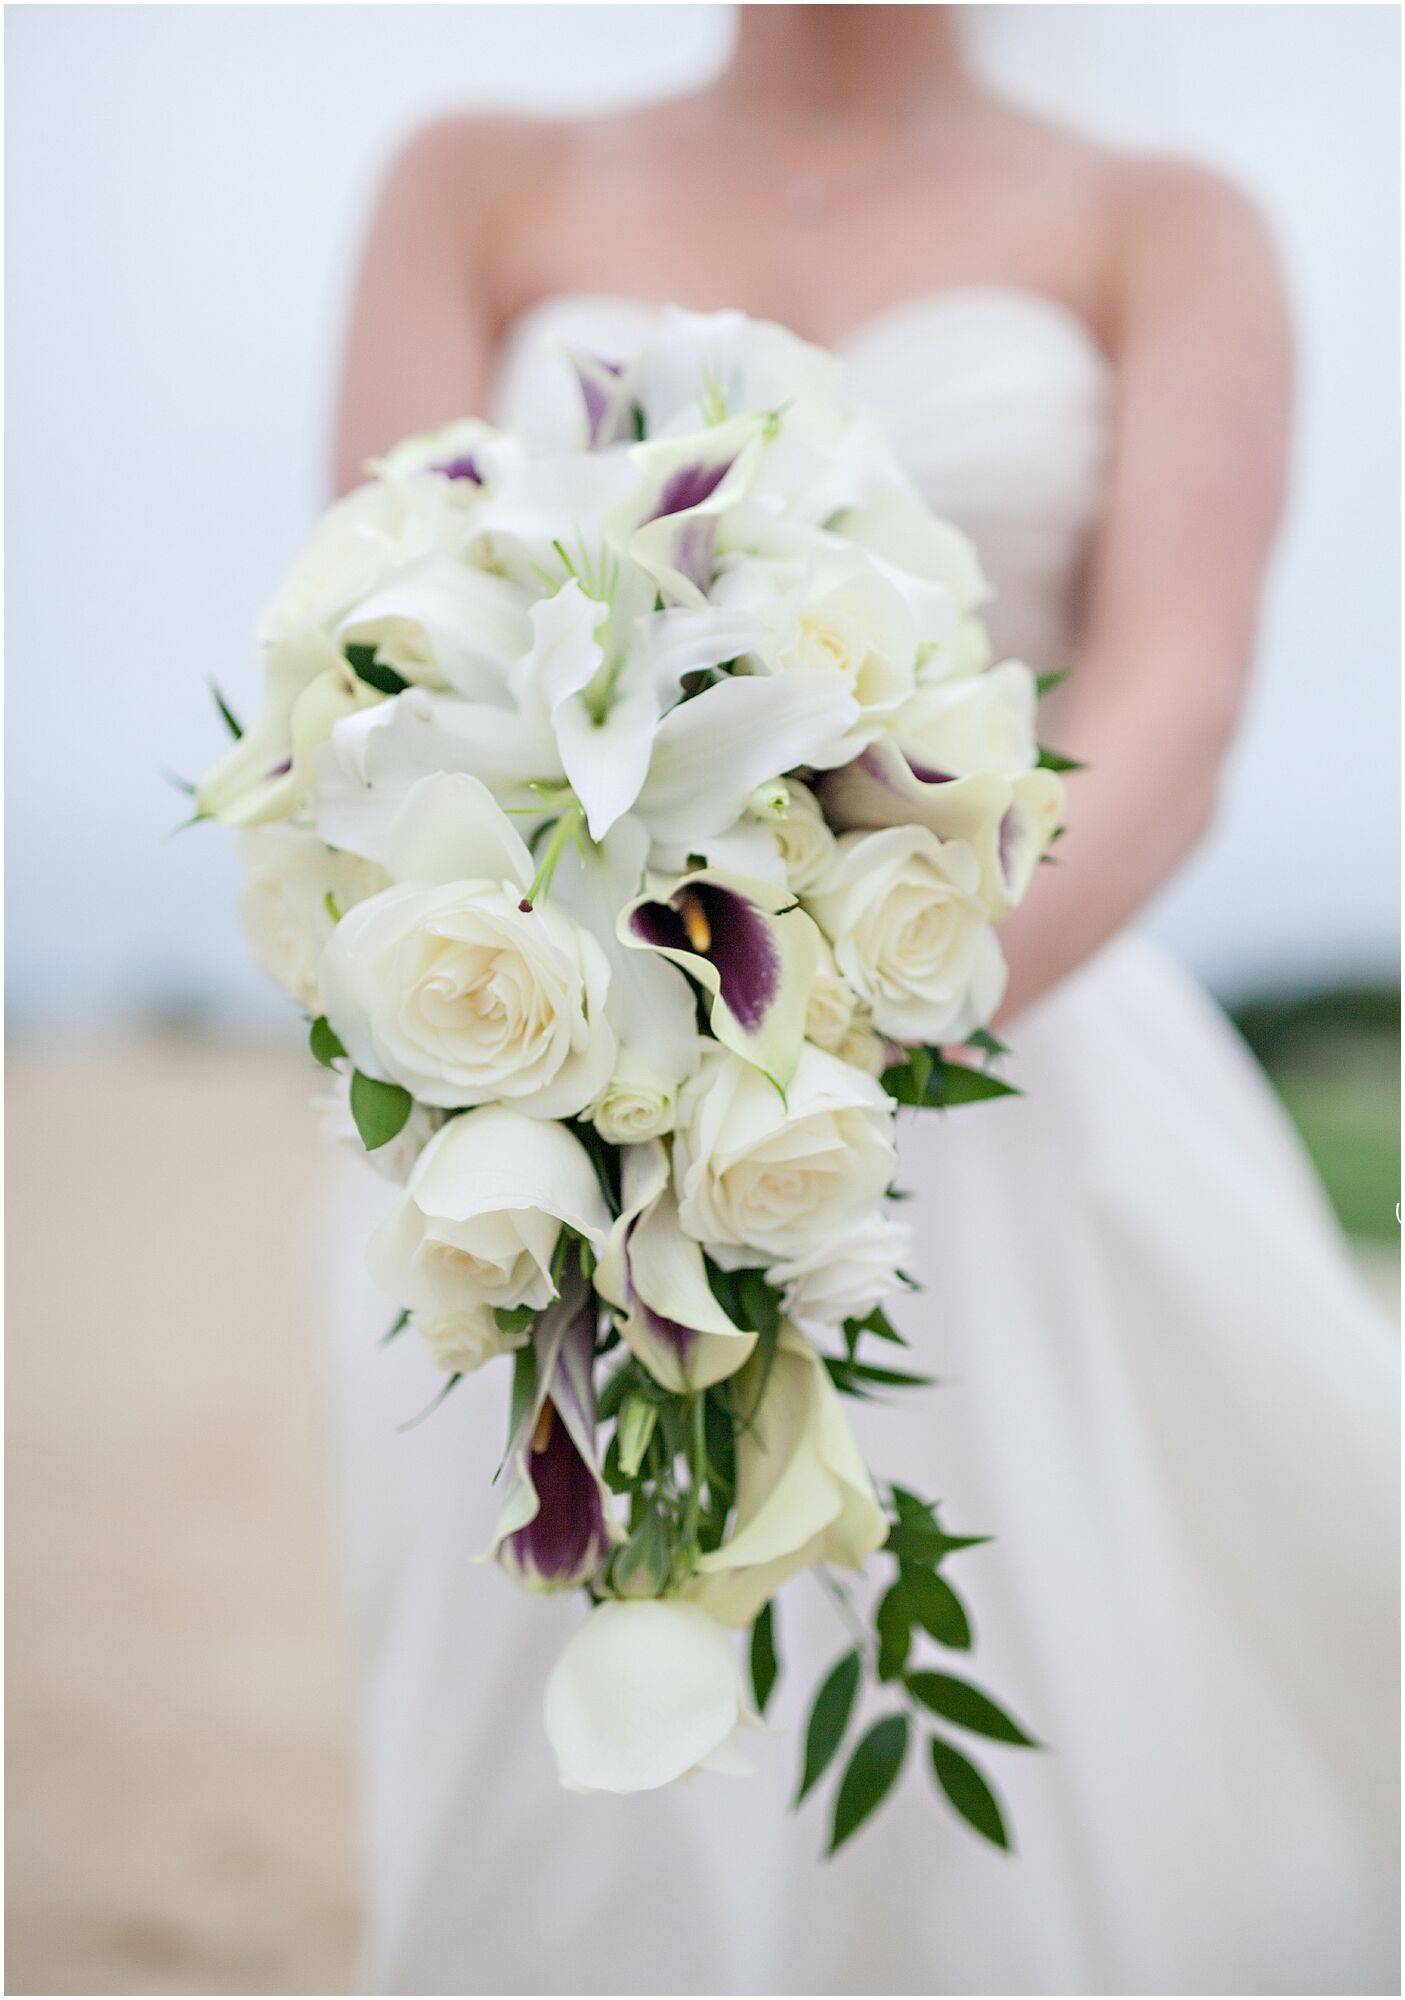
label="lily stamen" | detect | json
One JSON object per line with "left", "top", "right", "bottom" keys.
{"left": 676, "top": 887, "right": 713, "bottom": 953}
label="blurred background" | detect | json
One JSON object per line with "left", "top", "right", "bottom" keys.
{"left": 5, "top": 5, "right": 1399, "bottom": 1993}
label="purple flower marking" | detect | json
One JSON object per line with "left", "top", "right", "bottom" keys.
{"left": 998, "top": 806, "right": 1019, "bottom": 883}
{"left": 500, "top": 1404, "right": 608, "bottom": 1587}
{"left": 904, "top": 753, "right": 955, "bottom": 785}
{"left": 647, "top": 456, "right": 731, "bottom": 523}
{"left": 431, "top": 453, "right": 483, "bottom": 483}
{"left": 631, "top": 881, "right": 781, "bottom": 1032}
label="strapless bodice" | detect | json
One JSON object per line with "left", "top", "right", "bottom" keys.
{"left": 490, "top": 289, "right": 1111, "bottom": 672}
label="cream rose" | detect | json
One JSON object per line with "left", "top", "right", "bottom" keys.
{"left": 770, "top": 778, "right": 838, "bottom": 894}
{"left": 238, "top": 824, "right": 388, "bottom": 1014}
{"left": 318, "top": 771, "right": 617, "bottom": 1115}
{"left": 806, "top": 826, "right": 1007, "bottom": 1045}
{"left": 803, "top": 940, "right": 858, "bottom": 1051}
{"left": 412, "top": 1307, "right": 527, "bottom": 1377}
{"left": 367, "top": 1105, "right": 611, "bottom": 1319}
{"left": 766, "top": 1213, "right": 912, "bottom": 1331}
{"left": 673, "top": 1043, "right": 897, "bottom": 1268}
{"left": 587, "top": 1047, "right": 685, "bottom": 1145}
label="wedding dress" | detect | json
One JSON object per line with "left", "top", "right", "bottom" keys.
{"left": 325, "top": 291, "right": 1399, "bottom": 1997}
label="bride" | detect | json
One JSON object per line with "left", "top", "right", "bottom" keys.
{"left": 324, "top": 8, "right": 1398, "bottom": 1993}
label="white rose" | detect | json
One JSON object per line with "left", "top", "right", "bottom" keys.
{"left": 588, "top": 1046, "right": 685, "bottom": 1145}
{"left": 806, "top": 826, "right": 1007, "bottom": 1045}
{"left": 830, "top": 1019, "right": 891, "bottom": 1077}
{"left": 767, "top": 1213, "right": 912, "bottom": 1330}
{"left": 715, "top": 555, "right": 916, "bottom": 768}
{"left": 367, "top": 1105, "right": 611, "bottom": 1318}
{"left": 239, "top": 825, "right": 389, "bottom": 1014}
{"left": 770, "top": 779, "right": 837, "bottom": 894}
{"left": 892, "top": 661, "right": 1038, "bottom": 778}
{"left": 674, "top": 1043, "right": 897, "bottom": 1268}
{"left": 412, "top": 1307, "right": 526, "bottom": 1377}
{"left": 803, "top": 940, "right": 858, "bottom": 1051}
{"left": 545, "top": 1600, "right": 752, "bottom": 1794}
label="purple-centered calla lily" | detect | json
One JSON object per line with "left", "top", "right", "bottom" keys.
{"left": 613, "top": 416, "right": 767, "bottom": 607}
{"left": 595, "top": 1143, "right": 755, "bottom": 1394}
{"left": 620, "top": 868, "right": 822, "bottom": 1091}
{"left": 562, "top": 346, "right": 637, "bottom": 448}
{"left": 819, "top": 738, "right": 1065, "bottom": 919}
{"left": 492, "top": 1272, "right": 615, "bottom": 1592}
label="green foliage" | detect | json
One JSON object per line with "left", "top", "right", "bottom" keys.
{"left": 796, "top": 1650, "right": 862, "bottom": 1804}
{"left": 380, "top": 1308, "right": 409, "bottom": 1346}
{"left": 493, "top": 1304, "right": 536, "bottom": 1339}
{"left": 928, "top": 1733, "right": 1010, "bottom": 1850}
{"left": 1036, "top": 745, "right": 1085, "bottom": 773}
{"left": 344, "top": 642, "right": 410, "bottom": 696}
{"left": 209, "top": 678, "right": 243, "bottom": 739}
{"left": 1035, "top": 669, "right": 1069, "bottom": 698}
{"left": 882, "top": 1045, "right": 1021, "bottom": 1109}
{"left": 309, "top": 1015, "right": 346, "bottom": 1068}
{"left": 875, "top": 1585, "right": 912, "bottom": 1681}
{"left": 750, "top": 1600, "right": 780, "bottom": 1716}
{"left": 905, "top": 1670, "right": 1041, "bottom": 1747}
{"left": 349, "top": 1070, "right": 413, "bottom": 1150}
{"left": 829, "top": 1714, "right": 909, "bottom": 1855}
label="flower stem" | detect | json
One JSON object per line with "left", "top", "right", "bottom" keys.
{"left": 521, "top": 799, "right": 585, "bottom": 911}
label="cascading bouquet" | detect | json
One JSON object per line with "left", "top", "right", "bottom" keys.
{"left": 197, "top": 309, "right": 1069, "bottom": 1854}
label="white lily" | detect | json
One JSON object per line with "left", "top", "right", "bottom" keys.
{"left": 595, "top": 1143, "right": 755, "bottom": 1394}
{"left": 336, "top": 555, "right": 534, "bottom": 700}
{"left": 691, "top": 1322, "right": 889, "bottom": 1628}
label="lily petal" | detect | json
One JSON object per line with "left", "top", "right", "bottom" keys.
{"left": 622, "top": 869, "right": 821, "bottom": 1088}
{"left": 379, "top": 771, "right": 535, "bottom": 891}
{"left": 338, "top": 556, "right": 533, "bottom": 700}
{"left": 197, "top": 630, "right": 354, "bottom": 825}
{"left": 617, "top": 417, "right": 767, "bottom": 607}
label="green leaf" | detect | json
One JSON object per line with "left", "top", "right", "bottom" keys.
{"left": 596, "top": 1358, "right": 638, "bottom": 1424}
{"left": 827, "top": 1357, "right": 934, "bottom": 1392}
{"left": 843, "top": 1305, "right": 909, "bottom": 1350}
{"left": 750, "top": 1600, "right": 781, "bottom": 1716}
{"left": 1035, "top": 668, "right": 1069, "bottom": 698}
{"left": 1037, "top": 745, "right": 1085, "bottom": 773}
{"left": 928, "top": 1733, "right": 1010, "bottom": 1849}
{"left": 494, "top": 1304, "right": 536, "bottom": 1339}
{"left": 209, "top": 678, "right": 243, "bottom": 739}
{"left": 829, "top": 1714, "right": 909, "bottom": 1855}
{"left": 309, "top": 1015, "right": 347, "bottom": 1069}
{"left": 344, "top": 642, "right": 409, "bottom": 696}
{"left": 506, "top": 1342, "right": 537, "bottom": 1450}
{"left": 963, "top": 1027, "right": 1011, "bottom": 1060}
{"left": 380, "top": 1308, "right": 410, "bottom": 1346}
{"left": 616, "top": 1394, "right": 659, "bottom": 1479}
{"left": 796, "top": 1649, "right": 862, "bottom": 1804}
{"left": 875, "top": 1585, "right": 912, "bottom": 1681}
{"left": 736, "top": 1268, "right": 782, "bottom": 1340}
{"left": 939, "top": 1062, "right": 1021, "bottom": 1106}
{"left": 906, "top": 1671, "right": 1041, "bottom": 1747}
{"left": 901, "top": 1565, "right": 973, "bottom": 1649}
{"left": 349, "top": 1070, "right": 413, "bottom": 1151}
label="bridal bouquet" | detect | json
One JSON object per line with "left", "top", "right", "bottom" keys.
{"left": 198, "top": 309, "right": 1066, "bottom": 1853}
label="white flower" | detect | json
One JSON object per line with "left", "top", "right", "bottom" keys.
{"left": 545, "top": 1600, "right": 753, "bottom": 1794}
{"left": 806, "top": 826, "right": 1007, "bottom": 1045}
{"left": 829, "top": 1019, "right": 891, "bottom": 1077}
{"left": 691, "top": 1324, "right": 888, "bottom": 1627}
{"left": 238, "top": 824, "right": 388, "bottom": 1014}
{"left": 770, "top": 779, "right": 837, "bottom": 894}
{"left": 587, "top": 1046, "right": 684, "bottom": 1144}
{"left": 713, "top": 551, "right": 916, "bottom": 767}
{"left": 673, "top": 1043, "right": 897, "bottom": 1268}
{"left": 767, "top": 1213, "right": 912, "bottom": 1331}
{"left": 320, "top": 773, "right": 615, "bottom": 1115}
{"left": 412, "top": 1307, "right": 526, "bottom": 1376}
{"left": 891, "top": 661, "right": 1039, "bottom": 779}
{"left": 367, "top": 1104, "right": 611, "bottom": 1318}
{"left": 803, "top": 939, "right": 858, "bottom": 1052}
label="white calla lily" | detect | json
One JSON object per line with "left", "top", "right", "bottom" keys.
{"left": 199, "top": 635, "right": 382, "bottom": 827}
{"left": 616, "top": 415, "right": 767, "bottom": 606}
{"left": 691, "top": 1323, "right": 889, "bottom": 1627}
{"left": 545, "top": 1600, "right": 753, "bottom": 1794}
{"left": 595, "top": 1143, "right": 755, "bottom": 1394}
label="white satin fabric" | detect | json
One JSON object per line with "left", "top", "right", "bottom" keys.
{"left": 326, "top": 292, "right": 1399, "bottom": 1996}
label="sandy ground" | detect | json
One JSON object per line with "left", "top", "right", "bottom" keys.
{"left": 6, "top": 1036, "right": 359, "bottom": 1997}
{"left": 6, "top": 1034, "right": 1398, "bottom": 1998}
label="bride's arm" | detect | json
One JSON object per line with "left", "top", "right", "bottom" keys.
{"left": 332, "top": 120, "right": 517, "bottom": 493}
{"left": 996, "top": 162, "right": 1292, "bottom": 1023}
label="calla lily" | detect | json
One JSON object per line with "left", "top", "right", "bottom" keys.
{"left": 336, "top": 555, "right": 533, "bottom": 700}
{"left": 544, "top": 1599, "right": 753, "bottom": 1794}
{"left": 492, "top": 1270, "right": 614, "bottom": 1592}
{"left": 560, "top": 344, "right": 637, "bottom": 447}
{"left": 622, "top": 868, "right": 821, "bottom": 1089}
{"left": 595, "top": 1143, "right": 755, "bottom": 1393}
{"left": 198, "top": 633, "right": 381, "bottom": 826}
{"left": 629, "top": 306, "right": 844, "bottom": 444}
{"left": 691, "top": 1323, "right": 889, "bottom": 1629}
{"left": 820, "top": 738, "right": 1065, "bottom": 918}
{"left": 369, "top": 415, "right": 497, "bottom": 483}
{"left": 613, "top": 415, "right": 767, "bottom": 607}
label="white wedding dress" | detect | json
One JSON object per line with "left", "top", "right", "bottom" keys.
{"left": 325, "top": 292, "right": 1399, "bottom": 1997}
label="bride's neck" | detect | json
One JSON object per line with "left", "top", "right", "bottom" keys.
{"left": 722, "top": 5, "right": 969, "bottom": 123}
